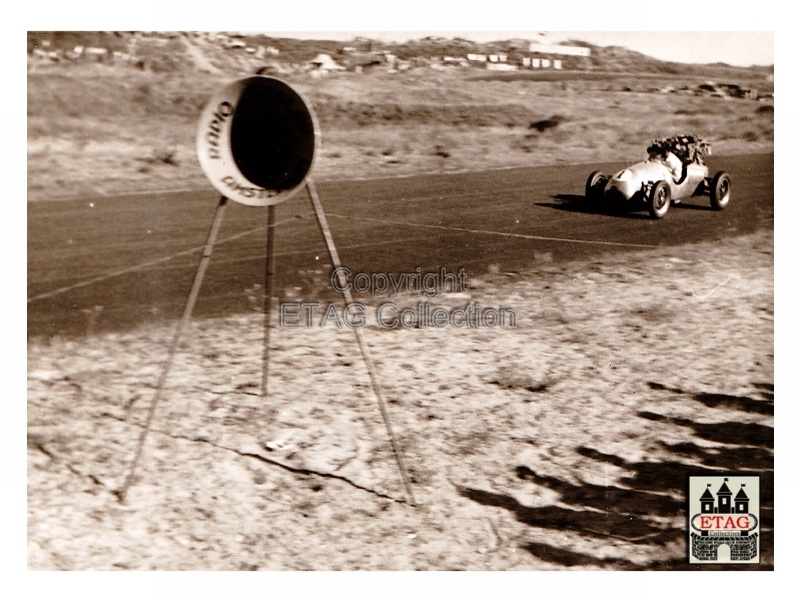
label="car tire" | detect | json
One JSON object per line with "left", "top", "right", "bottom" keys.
{"left": 648, "top": 180, "right": 671, "bottom": 219}
{"left": 585, "top": 171, "right": 607, "bottom": 204}
{"left": 710, "top": 171, "right": 732, "bottom": 210}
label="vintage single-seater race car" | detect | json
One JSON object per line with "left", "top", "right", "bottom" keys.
{"left": 585, "top": 135, "right": 731, "bottom": 219}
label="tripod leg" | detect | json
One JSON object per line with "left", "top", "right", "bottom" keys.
{"left": 306, "top": 179, "right": 417, "bottom": 507}
{"left": 116, "top": 196, "right": 229, "bottom": 503}
{"left": 261, "top": 204, "right": 277, "bottom": 398}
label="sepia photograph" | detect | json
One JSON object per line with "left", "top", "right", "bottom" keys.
{"left": 24, "top": 5, "right": 779, "bottom": 578}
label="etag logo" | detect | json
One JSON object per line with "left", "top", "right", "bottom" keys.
{"left": 689, "top": 476, "right": 760, "bottom": 564}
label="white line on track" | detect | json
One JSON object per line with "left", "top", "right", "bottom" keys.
{"left": 30, "top": 211, "right": 656, "bottom": 302}
{"left": 69, "top": 234, "right": 444, "bottom": 274}
{"left": 28, "top": 217, "right": 296, "bottom": 303}
{"left": 325, "top": 213, "right": 658, "bottom": 249}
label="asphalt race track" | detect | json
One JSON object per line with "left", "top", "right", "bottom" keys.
{"left": 28, "top": 154, "right": 773, "bottom": 338}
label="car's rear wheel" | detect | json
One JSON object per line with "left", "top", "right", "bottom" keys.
{"left": 648, "top": 180, "right": 671, "bottom": 219}
{"left": 585, "top": 171, "right": 607, "bottom": 205}
{"left": 710, "top": 171, "right": 732, "bottom": 210}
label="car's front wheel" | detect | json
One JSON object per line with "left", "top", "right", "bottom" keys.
{"left": 648, "top": 180, "right": 671, "bottom": 219}
{"left": 585, "top": 171, "right": 607, "bottom": 205}
{"left": 710, "top": 171, "right": 732, "bottom": 210}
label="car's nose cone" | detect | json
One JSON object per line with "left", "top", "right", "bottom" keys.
{"left": 604, "top": 174, "right": 637, "bottom": 201}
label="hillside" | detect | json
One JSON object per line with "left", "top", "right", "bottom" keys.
{"left": 27, "top": 31, "right": 774, "bottom": 78}
{"left": 27, "top": 31, "right": 774, "bottom": 200}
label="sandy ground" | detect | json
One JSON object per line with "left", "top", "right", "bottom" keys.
{"left": 27, "top": 232, "right": 773, "bottom": 569}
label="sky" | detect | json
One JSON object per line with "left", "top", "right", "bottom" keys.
{"left": 22, "top": 1, "right": 778, "bottom": 67}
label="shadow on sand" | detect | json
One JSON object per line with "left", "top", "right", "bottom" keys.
{"left": 457, "top": 381, "right": 774, "bottom": 569}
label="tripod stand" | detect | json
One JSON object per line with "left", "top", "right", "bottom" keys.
{"left": 116, "top": 179, "right": 416, "bottom": 507}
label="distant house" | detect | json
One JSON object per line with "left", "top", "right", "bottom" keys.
{"left": 523, "top": 42, "right": 591, "bottom": 70}
{"left": 307, "top": 53, "right": 345, "bottom": 72}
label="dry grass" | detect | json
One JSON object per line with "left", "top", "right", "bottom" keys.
{"left": 27, "top": 65, "right": 773, "bottom": 199}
